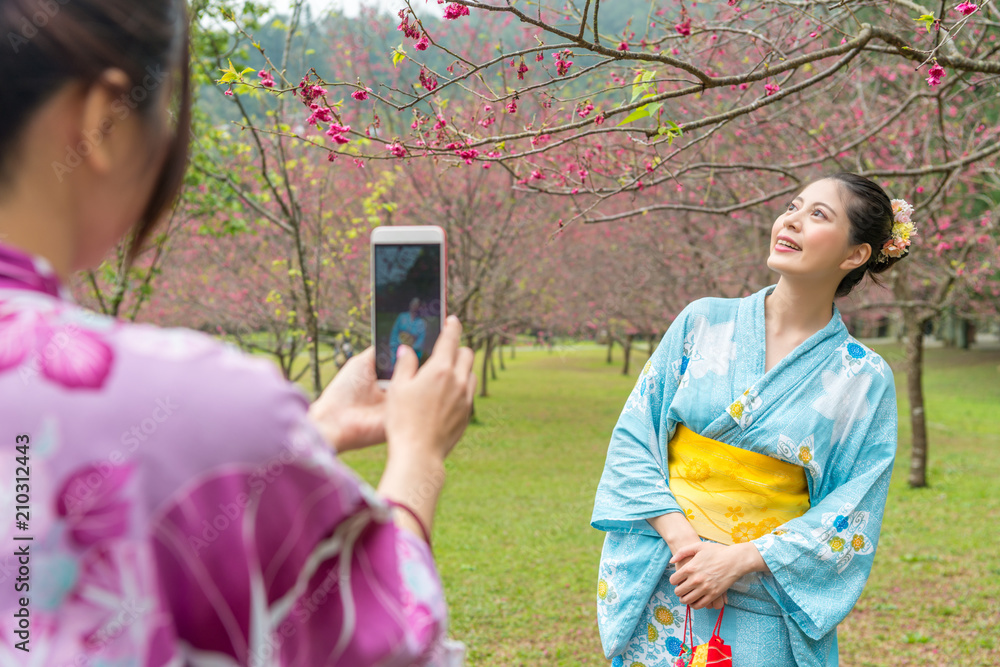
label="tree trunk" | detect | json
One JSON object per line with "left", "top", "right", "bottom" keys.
{"left": 489, "top": 335, "right": 498, "bottom": 381}
{"left": 498, "top": 337, "right": 506, "bottom": 370}
{"left": 606, "top": 336, "right": 614, "bottom": 364}
{"left": 622, "top": 334, "right": 635, "bottom": 375}
{"left": 479, "top": 337, "right": 491, "bottom": 398}
{"left": 903, "top": 308, "right": 930, "bottom": 488}
{"left": 648, "top": 333, "right": 656, "bottom": 356}
{"left": 510, "top": 338, "right": 516, "bottom": 359}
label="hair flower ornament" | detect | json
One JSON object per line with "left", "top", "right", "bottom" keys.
{"left": 878, "top": 198, "right": 917, "bottom": 262}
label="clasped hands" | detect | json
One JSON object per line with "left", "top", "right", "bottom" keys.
{"left": 668, "top": 541, "right": 765, "bottom": 610}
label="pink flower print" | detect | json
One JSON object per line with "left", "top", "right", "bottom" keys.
{"left": 56, "top": 463, "right": 135, "bottom": 548}
{"left": 72, "top": 541, "right": 169, "bottom": 661}
{"left": 926, "top": 63, "right": 945, "bottom": 86}
{"left": 0, "top": 310, "right": 114, "bottom": 389}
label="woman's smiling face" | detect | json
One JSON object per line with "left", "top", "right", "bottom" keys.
{"left": 767, "top": 178, "right": 864, "bottom": 285}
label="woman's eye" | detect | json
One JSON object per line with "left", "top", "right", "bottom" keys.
{"left": 786, "top": 203, "right": 796, "bottom": 211}
{"left": 813, "top": 209, "right": 826, "bottom": 219}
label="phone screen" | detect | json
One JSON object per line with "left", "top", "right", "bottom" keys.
{"left": 373, "top": 243, "right": 443, "bottom": 380}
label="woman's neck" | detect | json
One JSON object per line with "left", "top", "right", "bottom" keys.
{"left": 765, "top": 277, "right": 837, "bottom": 338}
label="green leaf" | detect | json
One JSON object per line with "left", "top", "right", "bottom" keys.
{"left": 618, "top": 106, "right": 650, "bottom": 126}
{"left": 630, "top": 69, "right": 656, "bottom": 103}
{"left": 392, "top": 46, "right": 407, "bottom": 68}
{"left": 915, "top": 13, "right": 935, "bottom": 32}
{"left": 218, "top": 59, "right": 255, "bottom": 84}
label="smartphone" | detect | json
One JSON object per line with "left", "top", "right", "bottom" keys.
{"left": 371, "top": 226, "right": 447, "bottom": 387}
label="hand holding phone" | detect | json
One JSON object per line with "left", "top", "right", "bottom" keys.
{"left": 377, "top": 316, "right": 476, "bottom": 542}
{"left": 384, "top": 316, "right": 476, "bottom": 463}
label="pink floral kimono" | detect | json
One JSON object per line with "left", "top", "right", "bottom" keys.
{"left": 0, "top": 242, "right": 463, "bottom": 666}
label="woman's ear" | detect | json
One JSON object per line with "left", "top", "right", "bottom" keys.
{"left": 840, "top": 242, "right": 872, "bottom": 272}
{"left": 78, "top": 69, "right": 131, "bottom": 175}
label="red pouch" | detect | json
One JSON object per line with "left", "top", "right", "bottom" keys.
{"left": 671, "top": 606, "right": 695, "bottom": 667}
{"left": 690, "top": 607, "right": 733, "bottom": 667}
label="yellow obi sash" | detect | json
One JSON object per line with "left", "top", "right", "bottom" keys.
{"left": 667, "top": 425, "right": 810, "bottom": 545}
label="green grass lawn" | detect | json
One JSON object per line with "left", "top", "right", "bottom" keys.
{"left": 336, "top": 343, "right": 1000, "bottom": 667}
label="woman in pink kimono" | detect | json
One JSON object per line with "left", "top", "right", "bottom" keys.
{"left": 0, "top": 1, "right": 475, "bottom": 664}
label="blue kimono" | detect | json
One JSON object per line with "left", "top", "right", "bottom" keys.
{"left": 591, "top": 285, "right": 897, "bottom": 666}
{"left": 389, "top": 311, "right": 427, "bottom": 365}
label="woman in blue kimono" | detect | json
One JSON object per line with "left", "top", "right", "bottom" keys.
{"left": 391, "top": 297, "right": 428, "bottom": 365}
{"left": 592, "top": 173, "right": 916, "bottom": 666}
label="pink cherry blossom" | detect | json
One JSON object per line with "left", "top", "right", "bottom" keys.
{"left": 443, "top": 3, "right": 470, "bottom": 20}
{"left": 553, "top": 50, "right": 574, "bottom": 76}
{"left": 456, "top": 148, "right": 479, "bottom": 164}
{"left": 397, "top": 9, "right": 421, "bottom": 39}
{"left": 926, "top": 63, "right": 945, "bottom": 86}
{"left": 765, "top": 83, "right": 780, "bottom": 96}
{"left": 306, "top": 106, "right": 334, "bottom": 125}
{"left": 955, "top": 2, "right": 978, "bottom": 15}
{"left": 419, "top": 68, "right": 438, "bottom": 91}
{"left": 298, "top": 79, "right": 327, "bottom": 103}
{"left": 387, "top": 142, "right": 407, "bottom": 158}
{"left": 258, "top": 70, "right": 275, "bottom": 88}
{"left": 352, "top": 88, "right": 370, "bottom": 101}
{"left": 415, "top": 33, "right": 430, "bottom": 50}
{"left": 675, "top": 18, "right": 691, "bottom": 37}
{"left": 506, "top": 99, "right": 517, "bottom": 114}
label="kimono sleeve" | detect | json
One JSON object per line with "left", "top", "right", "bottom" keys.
{"left": 591, "top": 304, "right": 693, "bottom": 535}
{"left": 147, "top": 345, "right": 453, "bottom": 666}
{"left": 752, "top": 375, "right": 898, "bottom": 643}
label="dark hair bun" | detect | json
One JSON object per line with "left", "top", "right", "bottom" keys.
{"left": 825, "top": 173, "right": 907, "bottom": 298}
